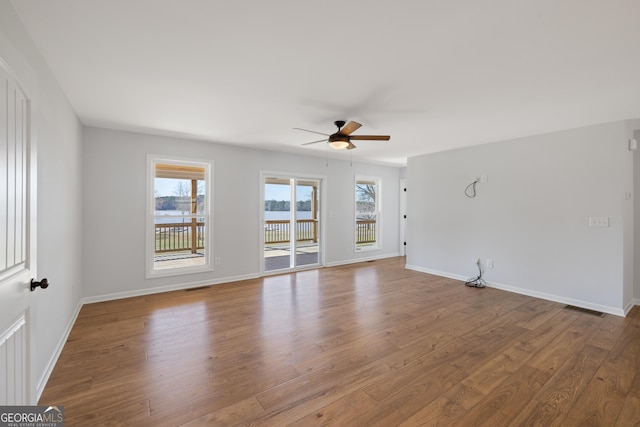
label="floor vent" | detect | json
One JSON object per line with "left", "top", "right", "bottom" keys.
{"left": 186, "top": 286, "right": 212, "bottom": 292}
{"left": 564, "top": 305, "right": 605, "bottom": 317}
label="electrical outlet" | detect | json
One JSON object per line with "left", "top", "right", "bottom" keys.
{"left": 215, "top": 257, "right": 221, "bottom": 265}
{"left": 480, "top": 175, "right": 488, "bottom": 183}
{"left": 487, "top": 259, "right": 493, "bottom": 269}
{"left": 474, "top": 258, "right": 480, "bottom": 265}
{"left": 589, "top": 217, "right": 609, "bottom": 228}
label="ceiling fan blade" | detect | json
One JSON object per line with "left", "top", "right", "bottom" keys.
{"left": 346, "top": 142, "right": 357, "bottom": 150}
{"left": 349, "top": 135, "right": 390, "bottom": 141}
{"left": 293, "top": 128, "right": 330, "bottom": 137}
{"left": 340, "top": 121, "right": 362, "bottom": 135}
{"left": 301, "top": 138, "right": 327, "bottom": 146}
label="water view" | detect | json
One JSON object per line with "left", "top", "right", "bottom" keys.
{"left": 264, "top": 211, "right": 313, "bottom": 220}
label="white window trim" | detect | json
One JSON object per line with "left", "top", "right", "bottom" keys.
{"left": 146, "top": 154, "right": 213, "bottom": 278}
{"left": 355, "top": 174, "right": 382, "bottom": 252}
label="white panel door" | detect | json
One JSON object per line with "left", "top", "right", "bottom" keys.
{"left": 400, "top": 179, "right": 407, "bottom": 256}
{"left": 0, "top": 60, "right": 36, "bottom": 405}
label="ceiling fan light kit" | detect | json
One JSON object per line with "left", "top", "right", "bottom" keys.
{"left": 296, "top": 120, "right": 390, "bottom": 151}
{"left": 328, "top": 134, "right": 350, "bottom": 149}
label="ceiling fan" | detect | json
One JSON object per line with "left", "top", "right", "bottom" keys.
{"left": 295, "top": 120, "right": 390, "bottom": 150}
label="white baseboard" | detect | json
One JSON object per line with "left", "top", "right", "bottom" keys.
{"left": 82, "top": 273, "right": 261, "bottom": 304}
{"left": 405, "top": 264, "right": 468, "bottom": 282}
{"left": 36, "top": 299, "right": 83, "bottom": 401}
{"left": 405, "top": 264, "right": 627, "bottom": 317}
{"left": 623, "top": 300, "right": 636, "bottom": 316}
{"left": 487, "top": 279, "right": 626, "bottom": 317}
{"left": 626, "top": 298, "right": 640, "bottom": 315}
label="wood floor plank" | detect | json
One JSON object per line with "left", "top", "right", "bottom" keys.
{"left": 561, "top": 361, "right": 631, "bottom": 426}
{"left": 451, "top": 365, "right": 552, "bottom": 427}
{"left": 255, "top": 359, "right": 390, "bottom": 413}
{"left": 38, "top": 257, "right": 640, "bottom": 426}
{"left": 513, "top": 297, "right": 566, "bottom": 330}
{"left": 511, "top": 344, "right": 609, "bottom": 426}
{"left": 63, "top": 399, "right": 151, "bottom": 427}
{"left": 562, "top": 317, "right": 640, "bottom": 426}
{"left": 615, "top": 369, "right": 640, "bottom": 426}
{"left": 365, "top": 360, "right": 469, "bottom": 423}
{"left": 589, "top": 311, "right": 631, "bottom": 351}
{"left": 250, "top": 361, "right": 391, "bottom": 426}
{"left": 178, "top": 397, "right": 265, "bottom": 426}
{"left": 526, "top": 313, "right": 602, "bottom": 374}
{"left": 287, "top": 390, "right": 379, "bottom": 426}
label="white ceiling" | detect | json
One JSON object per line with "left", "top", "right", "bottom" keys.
{"left": 11, "top": 0, "right": 640, "bottom": 166}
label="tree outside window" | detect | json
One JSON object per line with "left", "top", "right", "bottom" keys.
{"left": 355, "top": 176, "right": 381, "bottom": 250}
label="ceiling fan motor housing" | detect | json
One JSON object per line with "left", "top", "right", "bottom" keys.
{"left": 329, "top": 134, "right": 349, "bottom": 143}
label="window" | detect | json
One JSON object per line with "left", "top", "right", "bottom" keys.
{"left": 355, "top": 176, "right": 381, "bottom": 251}
{"left": 147, "top": 156, "right": 212, "bottom": 277}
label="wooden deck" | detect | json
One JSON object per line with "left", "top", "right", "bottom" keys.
{"left": 40, "top": 257, "right": 640, "bottom": 426}
{"left": 264, "top": 243, "right": 319, "bottom": 271}
{"left": 152, "top": 243, "right": 320, "bottom": 271}
{"left": 154, "top": 252, "right": 205, "bottom": 270}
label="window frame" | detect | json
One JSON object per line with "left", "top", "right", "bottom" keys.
{"left": 354, "top": 175, "right": 382, "bottom": 252}
{"left": 146, "top": 154, "right": 213, "bottom": 278}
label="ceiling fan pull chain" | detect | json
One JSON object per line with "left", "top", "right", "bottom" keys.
{"left": 326, "top": 143, "right": 329, "bottom": 167}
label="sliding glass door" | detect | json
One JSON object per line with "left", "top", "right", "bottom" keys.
{"left": 263, "top": 175, "right": 322, "bottom": 272}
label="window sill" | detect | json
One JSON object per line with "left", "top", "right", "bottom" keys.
{"left": 355, "top": 245, "right": 381, "bottom": 253}
{"left": 146, "top": 264, "right": 213, "bottom": 279}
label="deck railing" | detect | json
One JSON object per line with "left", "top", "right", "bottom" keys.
{"left": 265, "top": 219, "right": 317, "bottom": 244}
{"left": 355, "top": 219, "right": 377, "bottom": 244}
{"left": 155, "top": 218, "right": 377, "bottom": 253}
{"left": 264, "top": 219, "right": 377, "bottom": 245}
{"left": 155, "top": 221, "right": 205, "bottom": 253}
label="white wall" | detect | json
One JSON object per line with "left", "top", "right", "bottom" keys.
{"left": 624, "top": 121, "right": 640, "bottom": 309}
{"left": 81, "top": 127, "right": 401, "bottom": 300}
{"left": 0, "top": 1, "right": 84, "bottom": 399}
{"left": 634, "top": 129, "right": 640, "bottom": 305}
{"left": 406, "top": 120, "right": 637, "bottom": 316}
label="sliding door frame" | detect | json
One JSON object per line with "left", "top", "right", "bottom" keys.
{"left": 260, "top": 171, "right": 327, "bottom": 276}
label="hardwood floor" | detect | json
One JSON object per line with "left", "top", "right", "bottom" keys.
{"left": 40, "top": 257, "right": 640, "bottom": 426}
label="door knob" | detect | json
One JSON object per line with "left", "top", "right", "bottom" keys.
{"left": 30, "top": 278, "right": 49, "bottom": 291}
